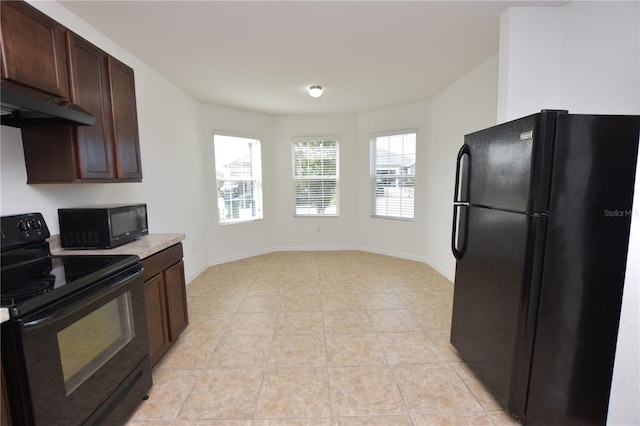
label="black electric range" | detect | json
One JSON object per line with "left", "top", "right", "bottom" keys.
{"left": 1, "top": 213, "right": 140, "bottom": 318}
{"left": 1, "top": 212, "right": 152, "bottom": 425}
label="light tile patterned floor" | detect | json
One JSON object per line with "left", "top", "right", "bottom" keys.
{"left": 127, "top": 251, "right": 520, "bottom": 425}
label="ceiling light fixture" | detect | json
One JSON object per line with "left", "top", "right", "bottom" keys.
{"left": 308, "top": 85, "right": 323, "bottom": 98}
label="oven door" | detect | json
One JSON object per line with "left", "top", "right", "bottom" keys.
{"left": 17, "top": 265, "right": 151, "bottom": 425}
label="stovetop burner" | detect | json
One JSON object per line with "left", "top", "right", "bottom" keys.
{"left": 58, "top": 257, "right": 114, "bottom": 277}
{"left": 1, "top": 213, "right": 142, "bottom": 317}
{"left": 3, "top": 256, "right": 114, "bottom": 306}
{"left": 25, "top": 256, "right": 114, "bottom": 280}
{"left": 0, "top": 279, "right": 55, "bottom": 305}
{"left": 1, "top": 254, "right": 139, "bottom": 316}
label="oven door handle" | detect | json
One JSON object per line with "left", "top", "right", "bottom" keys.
{"left": 22, "top": 267, "right": 142, "bottom": 330}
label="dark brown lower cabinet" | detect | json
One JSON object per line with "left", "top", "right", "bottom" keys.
{"left": 144, "top": 273, "right": 170, "bottom": 365}
{"left": 142, "top": 243, "right": 189, "bottom": 366}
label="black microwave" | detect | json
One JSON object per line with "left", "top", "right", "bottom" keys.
{"left": 58, "top": 204, "right": 148, "bottom": 249}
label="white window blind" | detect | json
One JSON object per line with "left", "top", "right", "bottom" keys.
{"left": 371, "top": 131, "right": 416, "bottom": 220}
{"left": 213, "top": 134, "right": 263, "bottom": 224}
{"left": 292, "top": 138, "right": 339, "bottom": 216}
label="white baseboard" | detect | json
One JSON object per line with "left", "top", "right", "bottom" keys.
{"left": 199, "top": 245, "right": 455, "bottom": 284}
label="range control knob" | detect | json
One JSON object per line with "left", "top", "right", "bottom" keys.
{"left": 30, "top": 219, "right": 42, "bottom": 230}
{"left": 18, "top": 220, "right": 31, "bottom": 232}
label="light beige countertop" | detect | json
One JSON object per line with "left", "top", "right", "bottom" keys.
{"left": 1, "top": 234, "right": 185, "bottom": 323}
{"left": 50, "top": 233, "right": 185, "bottom": 259}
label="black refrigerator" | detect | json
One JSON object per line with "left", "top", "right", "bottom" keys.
{"left": 450, "top": 110, "right": 639, "bottom": 425}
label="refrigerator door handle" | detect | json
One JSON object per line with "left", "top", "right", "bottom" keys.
{"left": 452, "top": 144, "right": 470, "bottom": 260}
{"left": 453, "top": 144, "right": 470, "bottom": 203}
{"left": 452, "top": 203, "right": 469, "bottom": 260}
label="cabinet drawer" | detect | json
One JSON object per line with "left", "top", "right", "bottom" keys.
{"left": 142, "top": 243, "right": 183, "bottom": 281}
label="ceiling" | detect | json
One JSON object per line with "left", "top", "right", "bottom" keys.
{"left": 59, "top": 1, "right": 564, "bottom": 116}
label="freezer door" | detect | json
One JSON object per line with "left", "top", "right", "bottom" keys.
{"left": 450, "top": 206, "right": 546, "bottom": 419}
{"left": 465, "top": 111, "right": 559, "bottom": 213}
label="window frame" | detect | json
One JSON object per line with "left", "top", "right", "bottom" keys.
{"left": 291, "top": 136, "right": 340, "bottom": 217}
{"left": 213, "top": 133, "right": 264, "bottom": 224}
{"left": 370, "top": 130, "right": 417, "bottom": 221}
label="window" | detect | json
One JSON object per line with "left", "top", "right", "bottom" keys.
{"left": 292, "top": 138, "right": 339, "bottom": 216}
{"left": 213, "top": 134, "right": 263, "bottom": 223}
{"left": 371, "top": 131, "right": 416, "bottom": 220}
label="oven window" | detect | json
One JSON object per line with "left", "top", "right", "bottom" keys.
{"left": 57, "top": 291, "right": 135, "bottom": 395}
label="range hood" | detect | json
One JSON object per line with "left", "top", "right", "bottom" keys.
{"left": 1, "top": 82, "right": 95, "bottom": 128}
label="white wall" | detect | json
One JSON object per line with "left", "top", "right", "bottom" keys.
{"left": 561, "top": 2, "right": 640, "bottom": 115}
{"left": 354, "top": 56, "right": 498, "bottom": 279}
{"left": 356, "top": 103, "right": 429, "bottom": 263}
{"left": 187, "top": 60, "right": 499, "bottom": 271}
{"left": 498, "top": 3, "right": 640, "bottom": 424}
{"left": 611, "top": 159, "right": 640, "bottom": 425}
{"left": 0, "top": 1, "right": 208, "bottom": 281}
{"left": 272, "top": 115, "right": 359, "bottom": 251}
{"left": 199, "top": 103, "right": 276, "bottom": 264}
{"left": 423, "top": 55, "right": 498, "bottom": 279}
{"left": 498, "top": 3, "right": 639, "bottom": 122}
{"left": 497, "top": 8, "right": 564, "bottom": 122}
{"left": 199, "top": 57, "right": 499, "bottom": 273}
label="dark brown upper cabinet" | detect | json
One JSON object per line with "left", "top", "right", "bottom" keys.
{"left": 108, "top": 56, "right": 143, "bottom": 180}
{"left": 67, "top": 34, "right": 115, "bottom": 180}
{"left": 20, "top": 31, "right": 142, "bottom": 183}
{"left": 0, "top": 0, "right": 70, "bottom": 99}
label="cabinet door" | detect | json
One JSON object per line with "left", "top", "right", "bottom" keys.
{"left": 108, "top": 57, "right": 142, "bottom": 180}
{"left": 0, "top": 0, "right": 69, "bottom": 98}
{"left": 22, "top": 126, "right": 78, "bottom": 183}
{"left": 144, "top": 273, "right": 171, "bottom": 365}
{"left": 68, "top": 34, "right": 115, "bottom": 180}
{"left": 164, "top": 261, "right": 189, "bottom": 341}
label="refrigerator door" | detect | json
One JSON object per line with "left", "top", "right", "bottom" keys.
{"left": 450, "top": 110, "right": 563, "bottom": 419}
{"left": 465, "top": 111, "right": 560, "bottom": 214}
{"left": 450, "top": 205, "right": 547, "bottom": 419}
{"left": 526, "top": 114, "right": 640, "bottom": 426}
